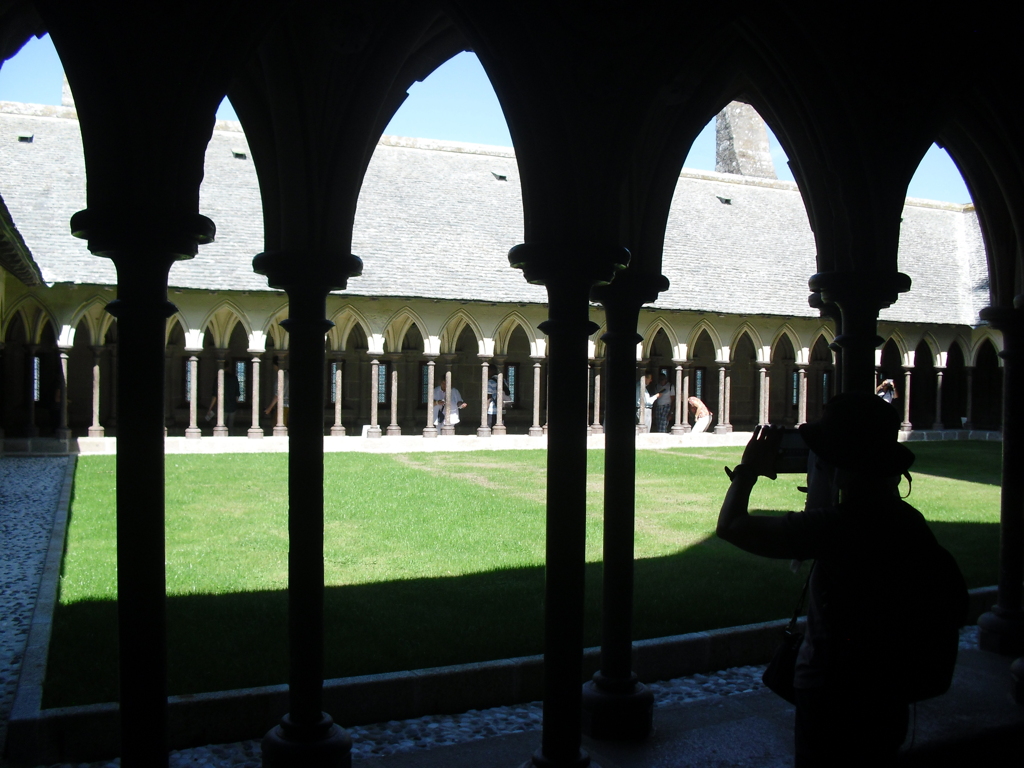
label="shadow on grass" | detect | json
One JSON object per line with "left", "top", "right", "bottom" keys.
{"left": 44, "top": 520, "right": 998, "bottom": 709}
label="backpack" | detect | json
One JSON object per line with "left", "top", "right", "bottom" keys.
{"left": 896, "top": 541, "right": 969, "bottom": 702}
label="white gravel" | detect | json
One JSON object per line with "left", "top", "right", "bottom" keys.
{"left": 0, "top": 456, "right": 984, "bottom": 767}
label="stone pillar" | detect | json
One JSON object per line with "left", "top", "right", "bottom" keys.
{"left": 273, "top": 364, "right": 288, "bottom": 437}
{"left": 530, "top": 357, "right": 544, "bottom": 436}
{"left": 509, "top": 242, "right": 627, "bottom": 768}
{"left": 248, "top": 354, "right": 264, "bottom": 438}
{"left": 55, "top": 348, "right": 72, "bottom": 440}
{"left": 977, "top": 302, "right": 1024, "bottom": 655}
{"left": 253, "top": 251, "right": 359, "bottom": 766}
{"left": 582, "top": 273, "right": 664, "bottom": 743}
{"left": 423, "top": 355, "right": 438, "bottom": 438}
{"left": 932, "top": 367, "right": 945, "bottom": 430}
{"left": 757, "top": 366, "right": 767, "bottom": 426}
{"left": 213, "top": 351, "right": 228, "bottom": 437}
{"left": 478, "top": 356, "right": 491, "bottom": 437}
{"left": 713, "top": 364, "right": 732, "bottom": 434}
{"left": 901, "top": 366, "right": 913, "bottom": 432}
{"left": 965, "top": 366, "right": 975, "bottom": 429}
{"left": 671, "top": 361, "right": 686, "bottom": 434}
{"left": 797, "top": 364, "right": 808, "bottom": 425}
{"left": 809, "top": 271, "right": 911, "bottom": 394}
{"left": 591, "top": 358, "right": 604, "bottom": 435}
{"left": 386, "top": 354, "right": 401, "bottom": 436}
{"left": 441, "top": 363, "right": 456, "bottom": 436}
{"left": 586, "top": 362, "right": 594, "bottom": 438}
{"left": 367, "top": 357, "right": 382, "bottom": 438}
{"left": 185, "top": 354, "right": 201, "bottom": 438}
{"left": 330, "top": 356, "right": 345, "bottom": 436}
{"left": 89, "top": 346, "right": 105, "bottom": 437}
{"left": 493, "top": 356, "right": 507, "bottom": 436}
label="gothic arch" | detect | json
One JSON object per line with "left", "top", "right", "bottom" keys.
{"left": 970, "top": 331, "right": 1004, "bottom": 366}
{"left": 883, "top": 331, "right": 913, "bottom": 367}
{"left": 382, "top": 307, "right": 431, "bottom": 355}
{"left": 439, "top": 308, "right": 483, "bottom": 354}
{"left": 68, "top": 295, "right": 113, "bottom": 346}
{"left": 640, "top": 317, "right": 680, "bottom": 360}
{"left": 730, "top": 324, "right": 765, "bottom": 362}
{"left": 770, "top": 324, "right": 802, "bottom": 364}
{"left": 328, "top": 305, "right": 373, "bottom": 352}
{"left": 493, "top": 311, "right": 541, "bottom": 357}
{"left": 685, "top": 320, "right": 724, "bottom": 362}
{"left": 199, "top": 300, "right": 252, "bottom": 348}
{"left": 2, "top": 295, "right": 57, "bottom": 344}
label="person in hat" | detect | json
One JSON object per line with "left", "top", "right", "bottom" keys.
{"left": 715, "top": 392, "right": 944, "bottom": 767}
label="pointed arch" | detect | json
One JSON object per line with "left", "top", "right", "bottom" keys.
{"left": 328, "top": 304, "right": 373, "bottom": 352}
{"left": 640, "top": 317, "right": 680, "bottom": 360}
{"left": 770, "top": 324, "right": 802, "bottom": 364}
{"left": 730, "top": 323, "right": 765, "bottom": 362}
{"left": 261, "top": 302, "right": 291, "bottom": 350}
{"left": 970, "top": 331, "right": 1004, "bottom": 366}
{"left": 198, "top": 300, "right": 252, "bottom": 348}
{"left": 2, "top": 294, "right": 58, "bottom": 344}
{"left": 382, "top": 306, "right": 431, "bottom": 355}
{"left": 439, "top": 308, "right": 484, "bottom": 354}
{"left": 883, "top": 331, "right": 912, "bottom": 367}
{"left": 685, "top": 320, "right": 724, "bottom": 362}
{"left": 165, "top": 313, "right": 189, "bottom": 345}
{"left": 68, "top": 295, "right": 113, "bottom": 347}
{"left": 493, "top": 310, "right": 541, "bottom": 357}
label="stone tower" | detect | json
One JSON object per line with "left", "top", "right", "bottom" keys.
{"left": 715, "top": 101, "right": 777, "bottom": 178}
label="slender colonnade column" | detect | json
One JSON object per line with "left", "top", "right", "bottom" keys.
{"left": 493, "top": 357, "right": 507, "bottom": 436}
{"left": 25, "top": 345, "right": 38, "bottom": 437}
{"left": 56, "top": 348, "right": 71, "bottom": 440}
{"left": 331, "top": 355, "right": 345, "bottom": 436}
{"left": 89, "top": 346, "right": 104, "bottom": 437}
{"left": 797, "top": 364, "right": 808, "bottom": 425}
{"left": 671, "top": 361, "right": 686, "bottom": 434}
{"left": 423, "top": 354, "right": 437, "bottom": 437}
{"left": 274, "top": 363, "right": 288, "bottom": 437}
{"left": 214, "top": 351, "right": 228, "bottom": 437}
{"left": 757, "top": 366, "right": 767, "bottom": 426}
{"left": 932, "top": 367, "right": 945, "bottom": 430}
{"left": 387, "top": 354, "right": 401, "bottom": 436}
{"left": 249, "top": 353, "right": 264, "bottom": 438}
{"left": 442, "top": 366, "right": 455, "bottom": 436}
{"left": 478, "top": 355, "right": 491, "bottom": 437}
{"left": 901, "top": 366, "right": 913, "bottom": 432}
{"left": 530, "top": 357, "right": 544, "bottom": 436}
{"left": 509, "top": 242, "right": 627, "bottom": 768}
{"left": 591, "top": 358, "right": 603, "bottom": 434}
{"left": 367, "top": 357, "right": 382, "bottom": 438}
{"left": 186, "top": 354, "right": 201, "bottom": 438}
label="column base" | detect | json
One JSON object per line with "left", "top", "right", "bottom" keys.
{"left": 477, "top": 427, "right": 492, "bottom": 437}
{"left": 330, "top": 426, "right": 346, "bottom": 436}
{"left": 248, "top": 427, "right": 265, "bottom": 438}
{"left": 529, "top": 426, "right": 544, "bottom": 437}
{"left": 366, "top": 426, "right": 382, "bottom": 439}
{"left": 901, "top": 423, "right": 913, "bottom": 432}
{"left": 492, "top": 425, "right": 507, "bottom": 435}
{"left": 185, "top": 427, "right": 202, "bottom": 439}
{"left": 979, "top": 605, "right": 1024, "bottom": 656}
{"left": 713, "top": 424, "right": 732, "bottom": 434}
{"left": 590, "top": 424, "right": 604, "bottom": 435}
{"left": 670, "top": 424, "right": 688, "bottom": 435}
{"left": 273, "top": 426, "right": 288, "bottom": 437}
{"left": 261, "top": 713, "right": 351, "bottom": 768}
{"left": 386, "top": 425, "right": 401, "bottom": 436}
{"left": 214, "top": 426, "right": 229, "bottom": 437}
{"left": 441, "top": 426, "right": 456, "bottom": 436}
{"left": 519, "top": 748, "right": 595, "bottom": 768}
{"left": 587, "top": 426, "right": 593, "bottom": 437}
{"left": 422, "top": 426, "right": 439, "bottom": 438}
{"left": 88, "top": 426, "right": 105, "bottom": 437}
{"left": 581, "top": 674, "right": 654, "bottom": 742}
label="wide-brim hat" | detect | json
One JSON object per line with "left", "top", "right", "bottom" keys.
{"left": 798, "top": 391, "right": 915, "bottom": 477}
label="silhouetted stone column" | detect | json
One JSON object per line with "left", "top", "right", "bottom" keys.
{"left": 274, "top": 364, "right": 288, "bottom": 437}
{"left": 57, "top": 348, "right": 72, "bottom": 440}
{"left": 423, "top": 355, "right": 438, "bottom": 438}
{"left": 510, "top": 242, "right": 628, "bottom": 768}
{"left": 88, "top": 346, "right": 105, "bottom": 437}
{"left": 809, "top": 271, "right": 911, "bottom": 393}
{"left": 254, "top": 252, "right": 358, "bottom": 766}
{"left": 965, "top": 366, "right": 975, "bottom": 428}
{"left": 493, "top": 357, "right": 507, "bottom": 436}
{"left": 367, "top": 357, "right": 382, "bottom": 438}
{"left": 386, "top": 354, "right": 401, "bottom": 436}
{"left": 249, "top": 354, "right": 264, "bottom": 438}
{"left": 591, "top": 358, "right": 603, "bottom": 435}
{"left": 901, "top": 366, "right": 913, "bottom": 432}
{"left": 478, "top": 356, "right": 491, "bottom": 437}
{"left": 531, "top": 357, "right": 544, "bottom": 436}
{"left": 797, "top": 364, "right": 808, "bottom": 425}
{"left": 757, "top": 366, "right": 768, "bottom": 425}
{"left": 186, "top": 354, "right": 201, "bottom": 438}
{"left": 331, "top": 355, "right": 345, "bottom": 436}
{"left": 671, "top": 361, "right": 686, "bottom": 434}
{"left": 214, "top": 351, "right": 228, "bottom": 437}
{"left": 978, "top": 301, "right": 1024, "bottom": 655}
{"left": 584, "top": 274, "right": 664, "bottom": 742}
{"left": 932, "top": 367, "right": 945, "bottom": 430}
{"left": 714, "top": 364, "right": 732, "bottom": 434}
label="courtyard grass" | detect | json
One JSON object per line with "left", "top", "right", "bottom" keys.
{"left": 45, "top": 441, "right": 1001, "bottom": 707}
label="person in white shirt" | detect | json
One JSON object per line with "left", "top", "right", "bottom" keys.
{"left": 433, "top": 379, "right": 467, "bottom": 427}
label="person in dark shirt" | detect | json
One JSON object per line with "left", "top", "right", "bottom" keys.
{"left": 716, "top": 392, "right": 935, "bottom": 767}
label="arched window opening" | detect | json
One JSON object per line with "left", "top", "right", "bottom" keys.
{"left": 730, "top": 334, "right": 758, "bottom": 430}
{"left": 769, "top": 335, "right": 796, "bottom": 426}
{"left": 943, "top": 342, "right": 968, "bottom": 429}
{"left": 910, "top": 341, "right": 937, "bottom": 430}
{"left": 807, "top": 336, "right": 834, "bottom": 422}
{"left": 972, "top": 340, "right": 1002, "bottom": 430}
{"left": 691, "top": 331, "right": 717, "bottom": 418}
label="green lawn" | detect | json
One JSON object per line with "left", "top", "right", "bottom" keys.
{"left": 45, "top": 442, "right": 1001, "bottom": 707}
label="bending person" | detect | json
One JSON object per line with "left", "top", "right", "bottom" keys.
{"left": 688, "top": 395, "right": 712, "bottom": 434}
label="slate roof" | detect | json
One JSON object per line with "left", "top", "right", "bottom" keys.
{"left": 0, "top": 104, "right": 989, "bottom": 326}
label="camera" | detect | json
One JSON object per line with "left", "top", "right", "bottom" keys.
{"left": 775, "top": 427, "right": 810, "bottom": 474}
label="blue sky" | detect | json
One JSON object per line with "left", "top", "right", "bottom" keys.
{"left": 1, "top": 35, "right": 971, "bottom": 203}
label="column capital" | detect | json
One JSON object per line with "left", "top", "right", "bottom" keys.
{"left": 808, "top": 270, "right": 912, "bottom": 311}
{"left": 508, "top": 241, "right": 629, "bottom": 290}
{"left": 252, "top": 250, "right": 362, "bottom": 293}
{"left": 590, "top": 270, "right": 669, "bottom": 307}
{"left": 70, "top": 208, "right": 215, "bottom": 261}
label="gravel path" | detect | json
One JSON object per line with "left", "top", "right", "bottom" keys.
{"left": 0, "top": 456, "right": 984, "bottom": 767}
